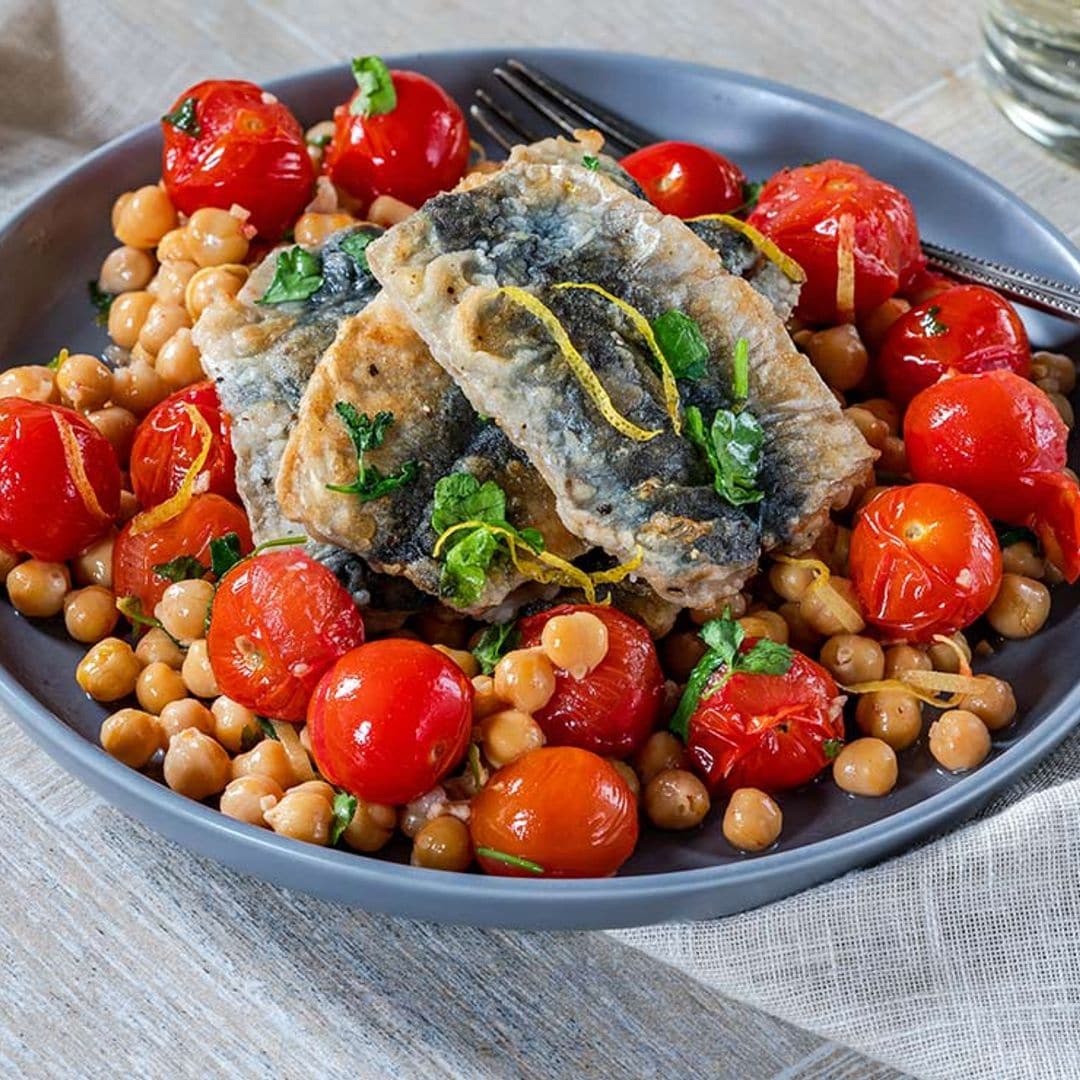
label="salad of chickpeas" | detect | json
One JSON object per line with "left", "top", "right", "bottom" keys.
{"left": 0, "top": 59, "right": 1076, "bottom": 881}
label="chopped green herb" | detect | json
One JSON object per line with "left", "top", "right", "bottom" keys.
{"left": 251, "top": 535, "right": 307, "bottom": 556}
{"left": 210, "top": 532, "right": 244, "bottom": 578}
{"left": 651, "top": 310, "right": 709, "bottom": 380}
{"left": 326, "top": 403, "right": 418, "bottom": 502}
{"left": 822, "top": 738, "right": 843, "bottom": 761}
{"left": 115, "top": 596, "right": 180, "bottom": 644}
{"left": 739, "top": 179, "right": 764, "bottom": 213}
{"left": 471, "top": 621, "right": 519, "bottom": 675}
{"left": 47, "top": 348, "right": 68, "bottom": 372}
{"left": 919, "top": 304, "right": 948, "bottom": 337}
{"left": 330, "top": 791, "right": 358, "bottom": 845}
{"left": 996, "top": 524, "right": 1039, "bottom": 550}
{"left": 88, "top": 281, "right": 114, "bottom": 326}
{"left": 339, "top": 230, "right": 377, "bottom": 273}
{"left": 348, "top": 55, "right": 397, "bottom": 118}
{"left": 257, "top": 717, "right": 280, "bottom": 741}
{"left": 582, "top": 154, "right": 600, "bottom": 171}
{"left": 257, "top": 247, "right": 324, "bottom": 305}
{"left": 307, "top": 132, "right": 332, "bottom": 148}
{"left": 475, "top": 846, "right": 545, "bottom": 874}
{"left": 670, "top": 611, "right": 793, "bottom": 740}
{"left": 153, "top": 554, "right": 209, "bottom": 583}
{"left": 161, "top": 95, "right": 201, "bottom": 137}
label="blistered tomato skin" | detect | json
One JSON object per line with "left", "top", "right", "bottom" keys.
{"left": 129, "top": 381, "right": 237, "bottom": 509}
{"left": 207, "top": 549, "right": 364, "bottom": 723}
{"left": 517, "top": 604, "right": 663, "bottom": 757}
{"left": 686, "top": 647, "right": 844, "bottom": 794}
{"left": 161, "top": 79, "right": 315, "bottom": 238}
{"left": 0, "top": 399, "right": 121, "bottom": 562}
{"left": 878, "top": 285, "right": 1030, "bottom": 404}
{"left": 113, "top": 493, "right": 252, "bottom": 613}
{"left": 307, "top": 639, "right": 472, "bottom": 805}
{"left": 849, "top": 483, "right": 1002, "bottom": 642}
{"left": 747, "top": 159, "right": 923, "bottom": 324}
{"left": 470, "top": 746, "right": 639, "bottom": 878}
{"left": 620, "top": 141, "right": 746, "bottom": 218}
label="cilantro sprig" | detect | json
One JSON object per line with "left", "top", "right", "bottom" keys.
{"left": 669, "top": 612, "right": 793, "bottom": 740}
{"left": 651, "top": 310, "right": 709, "bottom": 380}
{"left": 326, "top": 403, "right": 418, "bottom": 502}
{"left": 471, "top": 621, "right": 519, "bottom": 675}
{"left": 258, "top": 247, "right": 324, "bottom": 305}
{"left": 152, "top": 554, "right": 210, "bottom": 583}
{"left": 348, "top": 56, "right": 397, "bottom": 118}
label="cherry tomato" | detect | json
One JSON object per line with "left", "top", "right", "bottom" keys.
{"left": 161, "top": 79, "right": 315, "bottom": 238}
{"left": 1030, "top": 472, "right": 1080, "bottom": 584}
{"left": 685, "top": 646, "right": 843, "bottom": 793}
{"left": 208, "top": 549, "right": 365, "bottom": 723}
{"left": 129, "top": 381, "right": 237, "bottom": 509}
{"left": 517, "top": 604, "right": 664, "bottom": 757}
{"left": 849, "top": 483, "right": 1002, "bottom": 642}
{"left": 470, "top": 746, "right": 638, "bottom": 878}
{"left": 902, "top": 267, "right": 955, "bottom": 306}
{"left": 113, "top": 493, "right": 252, "bottom": 613}
{"left": 0, "top": 398, "right": 120, "bottom": 562}
{"left": 878, "top": 285, "right": 1031, "bottom": 404}
{"left": 747, "top": 160, "right": 923, "bottom": 324}
{"left": 324, "top": 69, "right": 469, "bottom": 210}
{"left": 307, "top": 639, "right": 471, "bottom": 804}
{"left": 620, "top": 141, "right": 746, "bottom": 218}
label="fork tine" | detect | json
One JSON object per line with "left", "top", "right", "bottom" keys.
{"left": 493, "top": 66, "right": 582, "bottom": 141}
{"left": 504, "top": 59, "right": 658, "bottom": 153}
{"left": 471, "top": 88, "right": 540, "bottom": 152}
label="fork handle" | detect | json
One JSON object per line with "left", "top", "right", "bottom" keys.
{"left": 921, "top": 241, "right": 1080, "bottom": 322}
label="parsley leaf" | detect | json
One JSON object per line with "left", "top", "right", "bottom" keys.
{"left": 88, "top": 281, "right": 114, "bottom": 326}
{"left": 326, "top": 403, "right": 418, "bottom": 502}
{"left": 432, "top": 473, "right": 509, "bottom": 532}
{"left": 257, "top": 717, "right": 279, "bottom": 741}
{"left": 582, "top": 154, "right": 600, "bottom": 171}
{"left": 339, "top": 230, "right": 377, "bottom": 273}
{"left": 919, "top": 304, "right": 948, "bottom": 337}
{"left": 472, "top": 621, "right": 519, "bottom": 675}
{"left": 210, "top": 532, "right": 244, "bottom": 578}
{"left": 348, "top": 56, "right": 397, "bottom": 118}
{"left": 651, "top": 310, "right": 709, "bottom": 380}
{"left": 153, "top": 555, "right": 209, "bottom": 583}
{"left": 740, "top": 179, "right": 764, "bottom": 213}
{"left": 257, "top": 247, "right": 324, "bottom": 305}
{"left": 822, "top": 738, "right": 843, "bottom": 760}
{"left": 475, "top": 846, "right": 545, "bottom": 874}
{"left": 669, "top": 611, "right": 793, "bottom": 740}
{"left": 330, "top": 791, "right": 358, "bottom": 845}
{"left": 161, "top": 95, "right": 201, "bottom": 137}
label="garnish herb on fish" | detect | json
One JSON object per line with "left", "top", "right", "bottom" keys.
{"left": 326, "top": 403, "right": 419, "bottom": 501}
{"left": 340, "top": 230, "right": 378, "bottom": 273}
{"left": 651, "top": 310, "right": 710, "bottom": 380}
{"left": 258, "top": 247, "right": 324, "bottom": 304}
{"left": 471, "top": 621, "right": 520, "bottom": 675}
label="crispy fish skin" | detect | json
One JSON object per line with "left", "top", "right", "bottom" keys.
{"left": 368, "top": 157, "right": 872, "bottom": 608}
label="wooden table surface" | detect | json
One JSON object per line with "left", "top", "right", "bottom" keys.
{"left": 2, "top": 1, "right": 1075, "bottom": 1076}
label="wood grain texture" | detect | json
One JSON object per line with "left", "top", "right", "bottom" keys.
{"left": 0, "top": 0, "right": 1065, "bottom": 1074}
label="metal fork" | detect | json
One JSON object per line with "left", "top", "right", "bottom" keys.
{"left": 471, "top": 59, "right": 1080, "bottom": 323}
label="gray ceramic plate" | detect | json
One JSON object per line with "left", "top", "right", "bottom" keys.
{"left": 1, "top": 49, "right": 1078, "bottom": 930}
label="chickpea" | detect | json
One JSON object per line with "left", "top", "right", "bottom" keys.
{"left": 76, "top": 637, "right": 141, "bottom": 701}
{"left": 929, "top": 710, "right": 992, "bottom": 772}
{"left": 294, "top": 212, "right": 356, "bottom": 248}
{"left": 471, "top": 674, "right": 504, "bottom": 719}
{"left": 100, "top": 708, "right": 164, "bottom": 768}
{"left": 158, "top": 697, "right": 216, "bottom": 741}
{"left": 928, "top": 632, "right": 972, "bottom": 673}
{"left": 111, "top": 359, "right": 168, "bottom": 415}
{"left": 135, "top": 661, "right": 188, "bottom": 715}
{"left": 959, "top": 675, "right": 1017, "bottom": 732}
{"left": 855, "top": 690, "right": 923, "bottom": 751}
{"left": 1001, "top": 540, "right": 1045, "bottom": 579}
{"left": 493, "top": 648, "right": 556, "bottom": 713}
{"left": 219, "top": 775, "right": 284, "bottom": 827}
{"left": 113, "top": 185, "right": 178, "bottom": 248}
{"left": 288, "top": 779, "right": 335, "bottom": 803}
{"left": 859, "top": 296, "right": 910, "bottom": 352}
{"left": 298, "top": 724, "right": 313, "bottom": 754}
{"left": 163, "top": 728, "right": 231, "bottom": 799}
{"left": 643, "top": 768, "right": 710, "bottom": 830}
{"left": 1031, "top": 350, "right": 1076, "bottom": 395}
{"left": 882, "top": 644, "right": 931, "bottom": 679}
{"left": 986, "top": 573, "right": 1051, "bottom": 639}
{"left": 55, "top": 353, "right": 113, "bottom": 412}
{"left": 99, "top": 245, "right": 155, "bottom": 294}
{"left": 154, "top": 579, "right": 214, "bottom": 644}
{"left": 877, "top": 435, "right": 908, "bottom": 476}
{"left": 341, "top": 800, "right": 397, "bottom": 852}
{"left": 844, "top": 406, "right": 889, "bottom": 451}
{"left": 6, "top": 560, "right": 70, "bottom": 617}
{"left": 137, "top": 301, "right": 191, "bottom": 356}
{"left": 819, "top": 634, "right": 885, "bottom": 685}
{"left": 633, "top": 730, "right": 691, "bottom": 785}
{"left": 211, "top": 695, "right": 259, "bottom": 753}
{"left": 156, "top": 227, "right": 191, "bottom": 263}
{"left": 149, "top": 259, "right": 198, "bottom": 306}
{"left": 411, "top": 815, "right": 473, "bottom": 871}
{"left": 859, "top": 398, "right": 900, "bottom": 435}
{"left": 155, "top": 329, "right": 205, "bottom": 389}
{"left": 86, "top": 407, "right": 138, "bottom": 464}
{"left": 433, "top": 644, "right": 480, "bottom": 678}
{"left": 778, "top": 601, "right": 823, "bottom": 653}
{"left": 540, "top": 610, "right": 610, "bottom": 679}
{"left": 609, "top": 759, "right": 641, "bottom": 801}
{"left": 186, "top": 207, "right": 250, "bottom": 267}
{"left": 722, "top": 788, "right": 783, "bottom": 852}
{"left": 481, "top": 709, "right": 545, "bottom": 768}
{"left": 0, "top": 543, "right": 18, "bottom": 586}
{"left": 368, "top": 194, "right": 415, "bottom": 227}
{"left": 133, "top": 627, "right": 183, "bottom": 671}
{"left": 688, "top": 592, "right": 748, "bottom": 625}
{"left": 0, "top": 365, "right": 57, "bottom": 402}
{"left": 805, "top": 324, "right": 868, "bottom": 391}
{"left": 833, "top": 737, "right": 898, "bottom": 796}
{"left": 738, "top": 611, "right": 789, "bottom": 645}
{"left": 263, "top": 789, "right": 332, "bottom": 844}
{"left": 1048, "top": 392, "right": 1074, "bottom": 428}
{"left": 107, "top": 290, "right": 155, "bottom": 349}
{"left": 232, "top": 738, "right": 296, "bottom": 790}
{"left": 184, "top": 264, "right": 249, "bottom": 320}
{"left": 63, "top": 585, "right": 119, "bottom": 643}
{"left": 799, "top": 577, "right": 865, "bottom": 636}
{"left": 181, "top": 639, "right": 220, "bottom": 698}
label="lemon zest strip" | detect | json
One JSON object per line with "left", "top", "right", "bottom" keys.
{"left": 835, "top": 212, "right": 856, "bottom": 323}
{"left": 53, "top": 411, "right": 110, "bottom": 524}
{"left": 686, "top": 214, "right": 806, "bottom": 284}
{"left": 771, "top": 553, "right": 863, "bottom": 633}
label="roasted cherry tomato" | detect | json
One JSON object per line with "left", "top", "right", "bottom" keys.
{"left": 208, "top": 549, "right": 365, "bottom": 723}
{"left": 620, "top": 140, "right": 746, "bottom": 218}
{"left": 113, "top": 493, "right": 252, "bottom": 613}
{"left": 849, "top": 483, "right": 1002, "bottom": 642}
{"left": 129, "top": 381, "right": 237, "bottom": 509}
{"left": 1030, "top": 472, "right": 1080, "bottom": 584}
{"left": 878, "top": 285, "right": 1031, "bottom": 404}
{"left": 161, "top": 79, "right": 315, "bottom": 238}
{"left": 308, "top": 638, "right": 471, "bottom": 804}
{"left": 748, "top": 159, "right": 923, "bottom": 324}
{"left": 685, "top": 646, "right": 843, "bottom": 793}
{"left": 324, "top": 65, "right": 469, "bottom": 210}
{"left": 517, "top": 604, "right": 664, "bottom": 757}
{"left": 0, "top": 398, "right": 120, "bottom": 562}
{"left": 470, "top": 746, "right": 638, "bottom": 878}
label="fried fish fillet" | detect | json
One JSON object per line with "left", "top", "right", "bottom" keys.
{"left": 368, "top": 154, "right": 873, "bottom": 608}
